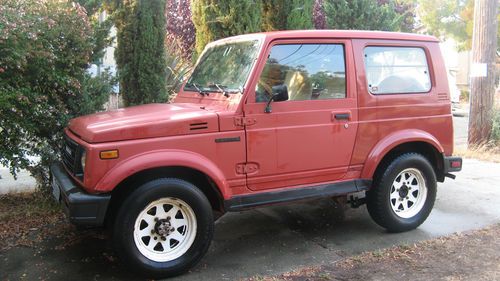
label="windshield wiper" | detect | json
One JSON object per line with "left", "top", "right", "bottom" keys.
{"left": 213, "top": 84, "right": 229, "bottom": 97}
{"left": 185, "top": 82, "right": 208, "bottom": 96}
{"left": 208, "top": 84, "right": 242, "bottom": 98}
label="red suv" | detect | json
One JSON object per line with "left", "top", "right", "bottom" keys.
{"left": 51, "top": 30, "right": 462, "bottom": 278}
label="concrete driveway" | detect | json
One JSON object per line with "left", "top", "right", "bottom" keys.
{"left": 1, "top": 156, "right": 500, "bottom": 280}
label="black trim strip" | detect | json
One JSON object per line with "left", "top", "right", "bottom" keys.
{"left": 224, "top": 179, "right": 371, "bottom": 212}
{"left": 190, "top": 122, "right": 208, "bottom": 126}
{"left": 190, "top": 126, "right": 209, "bottom": 130}
{"left": 215, "top": 137, "right": 241, "bottom": 143}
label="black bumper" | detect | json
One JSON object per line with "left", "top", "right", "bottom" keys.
{"left": 50, "top": 162, "right": 110, "bottom": 227}
{"left": 443, "top": 156, "right": 463, "bottom": 173}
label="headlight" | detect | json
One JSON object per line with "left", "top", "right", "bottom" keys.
{"left": 80, "top": 150, "right": 87, "bottom": 171}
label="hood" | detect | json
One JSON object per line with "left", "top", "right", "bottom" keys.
{"left": 69, "top": 103, "right": 219, "bottom": 143}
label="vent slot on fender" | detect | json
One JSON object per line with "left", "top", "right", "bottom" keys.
{"left": 437, "top": 92, "right": 449, "bottom": 101}
{"left": 190, "top": 122, "right": 208, "bottom": 130}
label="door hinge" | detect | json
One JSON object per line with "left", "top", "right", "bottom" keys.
{"left": 236, "top": 162, "right": 259, "bottom": 174}
{"left": 234, "top": 116, "right": 256, "bottom": 127}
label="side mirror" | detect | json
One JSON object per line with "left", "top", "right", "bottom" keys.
{"left": 264, "top": 85, "right": 288, "bottom": 113}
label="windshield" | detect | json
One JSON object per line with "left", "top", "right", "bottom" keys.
{"left": 184, "top": 40, "right": 261, "bottom": 93}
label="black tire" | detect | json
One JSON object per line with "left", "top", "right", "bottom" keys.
{"left": 113, "top": 178, "right": 214, "bottom": 278}
{"left": 366, "top": 153, "right": 437, "bottom": 233}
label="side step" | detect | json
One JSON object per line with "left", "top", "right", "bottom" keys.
{"left": 224, "top": 179, "right": 371, "bottom": 212}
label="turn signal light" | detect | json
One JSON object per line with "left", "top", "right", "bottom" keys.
{"left": 100, "top": 150, "right": 119, "bottom": 160}
{"left": 450, "top": 160, "right": 461, "bottom": 168}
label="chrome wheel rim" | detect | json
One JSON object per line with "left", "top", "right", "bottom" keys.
{"left": 390, "top": 168, "right": 427, "bottom": 219}
{"left": 133, "top": 197, "right": 197, "bottom": 262}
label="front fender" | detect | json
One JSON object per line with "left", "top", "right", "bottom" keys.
{"left": 94, "top": 149, "right": 229, "bottom": 198}
{"left": 361, "top": 129, "right": 444, "bottom": 179}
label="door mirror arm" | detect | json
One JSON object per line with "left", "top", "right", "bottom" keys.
{"left": 264, "top": 85, "right": 288, "bottom": 113}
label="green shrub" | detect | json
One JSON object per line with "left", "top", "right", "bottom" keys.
{"left": 460, "top": 90, "right": 470, "bottom": 103}
{"left": 0, "top": 0, "right": 113, "bottom": 188}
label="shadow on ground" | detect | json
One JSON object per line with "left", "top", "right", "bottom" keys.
{"left": 1, "top": 199, "right": 376, "bottom": 280}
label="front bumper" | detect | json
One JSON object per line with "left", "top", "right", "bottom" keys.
{"left": 50, "top": 162, "right": 110, "bottom": 227}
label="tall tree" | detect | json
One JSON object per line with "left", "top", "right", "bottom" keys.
{"left": 287, "top": 0, "right": 314, "bottom": 29}
{"left": 418, "top": 0, "right": 499, "bottom": 51}
{"left": 191, "top": 0, "right": 262, "bottom": 55}
{"left": 468, "top": 0, "right": 499, "bottom": 145}
{"left": 261, "top": 0, "right": 314, "bottom": 31}
{"left": 323, "top": 0, "right": 402, "bottom": 31}
{"left": 262, "top": 0, "right": 291, "bottom": 31}
{"left": 115, "top": 0, "right": 167, "bottom": 106}
{"left": 418, "top": 0, "right": 472, "bottom": 50}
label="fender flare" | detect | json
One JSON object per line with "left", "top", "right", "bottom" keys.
{"left": 94, "top": 149, "right": 230, "bottom": 199}
{"left": 361, "top": 129, "right": 444, "bottom": 179}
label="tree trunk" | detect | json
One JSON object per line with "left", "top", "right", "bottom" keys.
{"left": 468, "top": 0, "right": 499, "bottom": 146}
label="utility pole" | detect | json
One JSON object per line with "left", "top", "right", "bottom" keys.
{"left": 468, "top": 0, "right": 498, "bottom": 146}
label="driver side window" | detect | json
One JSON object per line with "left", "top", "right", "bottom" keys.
{"left": 256, "top": 43, "right": 346, "bottom": 102}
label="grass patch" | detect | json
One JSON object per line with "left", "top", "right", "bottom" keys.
{"left": 0, "top": 191, "right": 60, "bottom": 221}
{"left": 455, "top": 145, "right": 500, "bottom": 163}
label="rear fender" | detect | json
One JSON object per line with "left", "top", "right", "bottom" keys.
{"left": 361, "top": 129, "right": 444, "bottom": 179}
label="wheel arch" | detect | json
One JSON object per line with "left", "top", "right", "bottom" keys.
{"left": 96, "top": 150, "right": 228, "bottom": 226}
{"left": 361, "top": 130, "right": 445, "bottom": 182}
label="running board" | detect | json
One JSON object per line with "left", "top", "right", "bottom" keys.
{"left": 224, "top": 179, "right": 371, "bottom": 212}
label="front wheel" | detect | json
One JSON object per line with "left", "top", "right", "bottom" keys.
{"left": 113, "top": 178, "right": 214, "bottom": 278}
{"left": 366, "top": 153, "right": 437, "bottom": 232}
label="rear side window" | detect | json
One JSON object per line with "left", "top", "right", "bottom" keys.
{"left": 364, "top": 47, "right": 431, "bottom": 94}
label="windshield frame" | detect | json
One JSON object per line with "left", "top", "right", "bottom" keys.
{"left": 182, "top": 35, "right": 265, "bottom": 97}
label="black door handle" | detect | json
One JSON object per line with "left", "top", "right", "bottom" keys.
{"left": 334, "top": 113, "right": 350, "bottom": 120}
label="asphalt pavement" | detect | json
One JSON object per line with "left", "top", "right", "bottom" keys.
{"left": 1, "top": 156, "right": 500, "bottom": 280}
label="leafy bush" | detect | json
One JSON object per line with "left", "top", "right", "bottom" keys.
{"left": 164, "top": 39, "right": 192, "bottom": 100}
{"left": 0, "top": 0, "right": 113, "bottom": 187}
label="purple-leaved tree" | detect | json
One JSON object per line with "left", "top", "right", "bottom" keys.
{"left": 165, "top": 0, "right": 195, "bottom": 60}
{"left": 313, "top": 0, "right": 327, "bottom": 29}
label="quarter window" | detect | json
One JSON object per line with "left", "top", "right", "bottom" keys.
{"left": 364, "top": 47, "right": 431, "bottom": 94}
{"left": 256, "top": 44, "right": 346, "bottom": 102}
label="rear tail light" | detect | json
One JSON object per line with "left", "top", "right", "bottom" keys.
{"left": 450, "top": 160, "right": 461, "bottom": 168}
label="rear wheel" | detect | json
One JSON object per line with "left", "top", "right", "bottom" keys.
{"left": 113, "top": 178, "right": 213, "bottom": 278}
{"left": 366, "top": 153, "right": 436, "bottom": 232}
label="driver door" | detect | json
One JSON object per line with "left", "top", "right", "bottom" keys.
{"left": 243, "top": 39, "right": 358, "bottom": 191}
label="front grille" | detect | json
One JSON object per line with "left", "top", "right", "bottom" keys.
{"left": 62, "top": 134, "right": 83, "bottom": 179}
